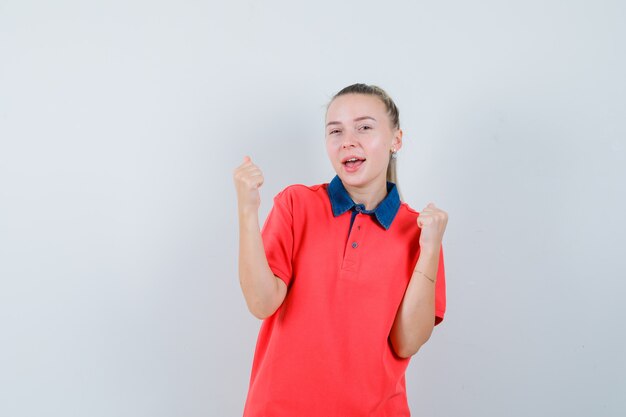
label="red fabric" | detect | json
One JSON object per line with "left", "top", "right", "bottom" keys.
{"left": 243, "top": 183, "right": 446, "bottom": 417}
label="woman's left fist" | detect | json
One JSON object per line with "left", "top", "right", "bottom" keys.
{"left": 417, "top": 203, "right": 448, "bottom": 253}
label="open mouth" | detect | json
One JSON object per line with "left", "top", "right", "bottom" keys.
{"left": 342, "top": 157, "right": 366, "bottom": 171}
{"left": 342, "top": 157, "right": 365, "bottom": 167}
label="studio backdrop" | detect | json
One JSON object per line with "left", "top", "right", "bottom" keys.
{"left": 1, "top": 1, "right": 625, "bottom": 416}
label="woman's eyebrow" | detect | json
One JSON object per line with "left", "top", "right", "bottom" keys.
{"left": 326, "top": 116, "right": 377, "bottom": 127}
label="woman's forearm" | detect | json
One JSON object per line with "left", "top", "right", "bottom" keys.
{"left": 389, "top": 247, "right": 440, "bottom": 358}
{"left": 238, "top": 209, "right": 287, "bottom": 319}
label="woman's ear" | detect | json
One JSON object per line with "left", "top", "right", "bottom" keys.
{"left": 392, "top": 128, "right": 403, "bottom": 151}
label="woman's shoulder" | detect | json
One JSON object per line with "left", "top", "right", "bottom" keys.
{"left": 280, "top": 182, "right": 327, "bottom": 194}
{"left": 398, "top": 201, "right": 420, "bottom": 217}
{"left": 273, "top": 182, "right": 329, "bottom": 204}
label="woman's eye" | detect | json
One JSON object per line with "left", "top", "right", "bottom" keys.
{"left": 359, "top": 125, "right": 372, "bottom": 131}
{"left": 329, "top": 129, "right": 340, "bottom": 135}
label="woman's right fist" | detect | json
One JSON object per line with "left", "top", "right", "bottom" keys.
{"left": 233, "top": 156, "right": 264, "bottom": 212}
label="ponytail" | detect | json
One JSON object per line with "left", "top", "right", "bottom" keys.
{"left": 386, "top": 153, "right": 397, "bottom": 184}
{"left": 386, "top": 153, "right": 402, "bottom": 200}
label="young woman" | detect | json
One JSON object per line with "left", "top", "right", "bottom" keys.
{"left": 233, "top": 83, "right": 448, "bottom": 417}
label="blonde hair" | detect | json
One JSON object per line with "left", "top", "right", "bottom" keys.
{"left": 328, "top": 83, "right": 401, "bottom": 186}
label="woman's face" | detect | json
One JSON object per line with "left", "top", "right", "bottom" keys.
{"left": 325, "top": 93, "right": 402, "bottom": 190}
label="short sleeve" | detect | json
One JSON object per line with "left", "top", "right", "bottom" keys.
{"left": 434, "top": 245, "right": 447, "bottom": 326}
{"left": 261, "top": 191, "right": 294, "bottom": 287}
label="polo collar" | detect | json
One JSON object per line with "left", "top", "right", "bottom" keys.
{"left": 327, "top": 175, "right": 401, "bottom": 230}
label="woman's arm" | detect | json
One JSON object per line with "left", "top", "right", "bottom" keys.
{"left": 389, "top": 203, "right": 448, "bottom": 358}
{"left": 234, "top": 157, "right": 287, "bottom": 320}
{"left": 389, "top": 247, "right": 440, "bottom": 358}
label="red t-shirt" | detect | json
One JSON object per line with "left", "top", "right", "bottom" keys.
{"left": 243, "top": 179, "right": 446, "bottom": 417}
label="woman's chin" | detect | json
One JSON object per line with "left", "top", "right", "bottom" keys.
{"left": 335, "top": 168, "right": 388, "bottom": 190}
{"left": 337, "top": 172, "right": 368, "bottom": 188}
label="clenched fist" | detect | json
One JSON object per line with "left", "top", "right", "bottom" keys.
{"left": 233, "top": 156, "right": 264, "bottom": 213}
{"left": 417, "top": 203, "right": 448, "bottom": 254}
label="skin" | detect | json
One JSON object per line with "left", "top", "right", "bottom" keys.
{"left": 233, "top": 156, "right": 287, "bottom": 319}
{"left": 233, "top": 93, "right": 448, "bottom": 357}
{"left": 325, "top": 93, "right": 402, "bottom": 210}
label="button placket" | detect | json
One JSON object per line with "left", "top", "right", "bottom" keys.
{"left": 351, "top": 212, "right": 362, "bottom": 250}
{"left": 351, "top": 204, "right": 364, "bottom": 249}
{"left": 342, "top": 213, "right": 364, "bottom": 272}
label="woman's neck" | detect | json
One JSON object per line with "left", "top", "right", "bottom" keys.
{"left": 344, "top": 179, "right": 388, "bottom": 211}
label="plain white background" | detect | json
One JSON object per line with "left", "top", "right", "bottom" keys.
{"left": 1, "top": 1, "right": 625, "bottom": 416}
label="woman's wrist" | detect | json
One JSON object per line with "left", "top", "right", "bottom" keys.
{"left": 238, "top": 207, "right": 260, "bottom": 229}
{"left": 414, "top": 269, "right": 436, "bottom": 283}
{"left": 418, "top": 244, "right": 440, "bottom": 259}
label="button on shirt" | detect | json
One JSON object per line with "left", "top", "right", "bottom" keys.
{"left": 243, "top": 176, "right": 447, "bottom": 417}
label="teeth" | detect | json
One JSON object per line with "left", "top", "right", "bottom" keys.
{"left": 347, "top": 158, "right": 358, "bottom": 162}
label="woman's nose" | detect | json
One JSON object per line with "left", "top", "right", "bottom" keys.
{"left": 341, "top": 132, "right": 358, "bottom": 148}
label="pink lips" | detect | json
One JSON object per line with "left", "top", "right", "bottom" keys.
{"left": 342, "top": 156, "right": 366, "bottom": 173}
